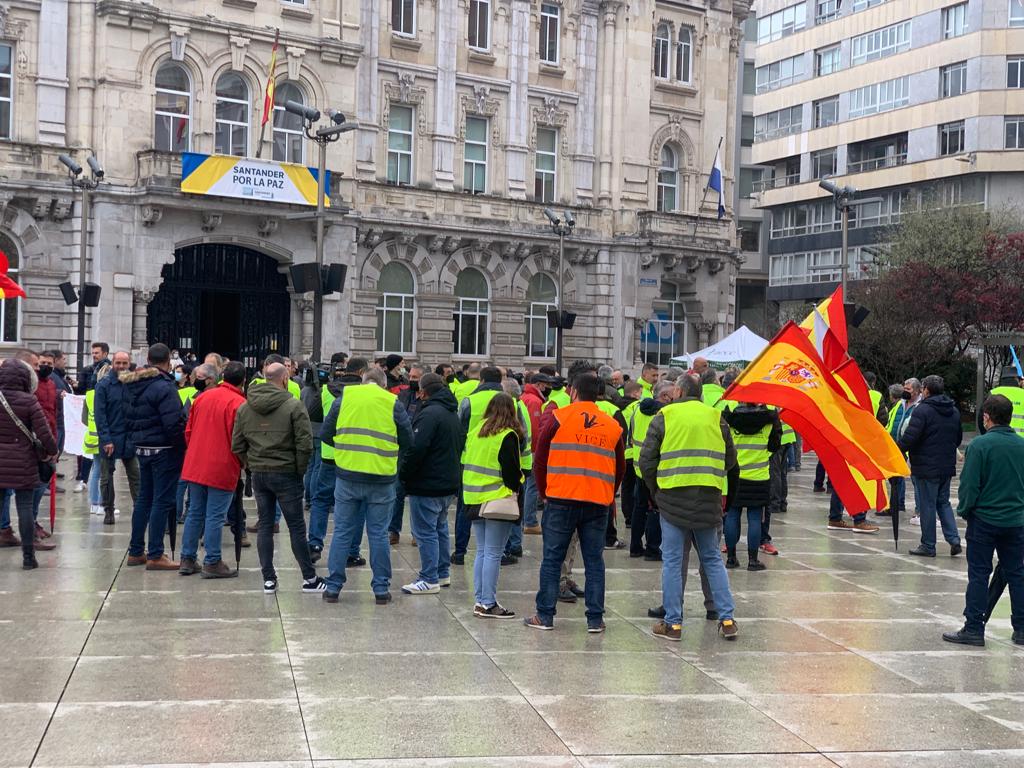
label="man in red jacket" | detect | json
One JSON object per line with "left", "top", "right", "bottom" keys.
{"left": 178, "top": 361, "right": 247, "bottom": 578}
{"left": 520, "top": 373, "right": 553, "bottom": 534}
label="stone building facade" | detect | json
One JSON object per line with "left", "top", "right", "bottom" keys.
{"left": 0, "top": 0, "right": 748, "bottom": 374}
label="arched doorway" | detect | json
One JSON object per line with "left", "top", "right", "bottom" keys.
{"left": 148, "top": 244, "right": 291, "bottom": 368}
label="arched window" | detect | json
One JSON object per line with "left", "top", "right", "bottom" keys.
{"left": 453, "top": 267, "right": 489, "bottom": 356}
{"left": 641, "top": 281, "right": 687, "bottom": 365}
{"left": 657, "top": 145, "right": 679, "bottom": 212}
{"left": 525, "top": 273, "right": 557, "bottom": 358}
{"left": 154, "top": 62, "right": 191, "bottom": 152}
{"left": 376, "top": 261, "right": 415, "bottom": 354}
{"left": 0, "top": 232, "right": 21, "bottom": 343}
{"left": 653, "top": 23, "right": 671, "bottom": 79}
{"left": 676, "top": 27, "right": 693, "bottom": 83}
{"left": 273, "top": 81, "right": 305, "bottom": 164}
{"left": 215, "top": 72, "right": 250, "bottom": 157}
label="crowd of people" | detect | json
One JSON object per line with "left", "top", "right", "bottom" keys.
{"left": 0, "top": 342, "right": 1021, "bottom": 647}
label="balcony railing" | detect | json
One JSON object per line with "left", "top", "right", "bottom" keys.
{"left": 846, "top": 152, "right": 908, "bottom": 174}
{"left": 753, "top": 173, "right": 801, "bottom": 193}
{"left": 753, "top": 123, "right": 803, "bottom": 143}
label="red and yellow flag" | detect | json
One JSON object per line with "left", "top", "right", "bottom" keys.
{"left": 799, "top": 286, "right": 849, "bottom": 369}
{"left": 261, "top": 30, "right": 280, "bottom": 127}
{"left": 0, "top": 250, "right": 25, "bottom": 300}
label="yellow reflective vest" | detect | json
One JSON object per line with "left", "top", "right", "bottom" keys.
{"left": 732, "top": 422, "right": 773, "bottom": 481}
{"left": 333, "top": 384, "right": 399, "bottom": 476}
{"left": 991, "top": 386, "right": 1024, "bottom": 437}
{"left": 656, "top": 400, "right": 727, "bottom": 492}
{"left": 83, "top": 390, "right": 99, "bottom": 456}
{"left": 462, "top": 426, "right": 516, "bottom": 505}
{"left": 515, "top": 399, "right": 534, "bottom": 471}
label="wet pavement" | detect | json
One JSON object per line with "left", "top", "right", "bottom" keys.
{"left": 2, "top": 457, "right": 1022, "bottom": 767}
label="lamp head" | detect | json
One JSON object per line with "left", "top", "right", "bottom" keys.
{"left": 86, "top": 156, "right": 104, "bottom": 180}
{"left": 818, "top": 178, "right": 840, "bottom": 195}
{"left": 326, "top": 108, "right": 347, "bottom": 126}
{"left": 563, "top": 209, "right": 576, "bottom": 228}
{"left": 59, "top": 154, "right": 83, "bottom": 177}
{"left": 284, "top": 100, "right": 321, "bottom": 123}
{"left": 543, "top": 208, "right": 560, "bottom": 226}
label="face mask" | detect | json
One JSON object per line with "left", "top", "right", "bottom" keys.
{"left": 174, "top": 371, "right": 183, "bottom": 383}
{"left": 195, "top": 378, "right": 208, "bottom": 392}
{"left": 38, "top": 365, "right": 53, "bottom": 380}
{"left": 445, "top": 373, "right": 455, "bottom": 384}
{"left": 901, "top": 391, "right": 912, "bottom": 401}
{"left": 408, "top": 379, "right": 420, "bottom": 392}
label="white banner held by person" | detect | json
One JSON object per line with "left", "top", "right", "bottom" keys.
{"left": 62, "top": 394, "right": 86, "bottom": 456}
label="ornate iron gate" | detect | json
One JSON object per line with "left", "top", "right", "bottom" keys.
{"left": 148, "top": 244, "right": 290, "bottom": 369}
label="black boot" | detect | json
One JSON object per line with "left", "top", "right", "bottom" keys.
{"left": 747, "top": 550, "right": 766, "bottom": 571}
{"left": 725, "top": 548, "right": 739, "bottom": 569}
{"left": 22, "top": 548, "right": 38, "bottom": 570}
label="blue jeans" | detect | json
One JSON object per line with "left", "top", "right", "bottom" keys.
{"left": 389, "top": 480, "right": 406, "bottom": 534}
{"left": 129, "top": 449, "right": 183, "bottom": 559}
{"left": 308, "top": 462, "right": 363, "bottom": 556}
{"left": 661, "top": 517, "right": 735, "bottom": 627}
{"left": 724, "top": 506, "right": 763, "bottom": 554}
{"left": 88, "top": 458, "right": 102, "bottom": 506}
{"left": 913, "top": 476, "right": 961, "bottom": 553}
{"left": 964, "top": 516, "right": 1024, "bottom": 634}
{"left": 304, "top": 448, "right": 321, "bottom": 504}
{"left": 180, "top": 483, "right": 235, "bottom": 565}
{"left": 889, "top": 476, "right": 906, "bottom": 512}
{"left": 534, "top": 500, "right": 607, "bottom": 626}
{"left": 408, "top": 495, "right": 453, "bottom": 584}
{"left": 829, "top": 490, "right": 866, "bottom": 524}
{"left": 472, "top": 518, "right": 512, "bottom": 607}
{"left": 521, "top": 470, "right": 539, "bottom": 528}
{"left": 325, "top": 477, "right": 394, "bottom": 595}
{"left": 0, "top": 488, "right": 10, "bottom": 529}
{"left": 505, "top": 521, "right": 523, "bottom": 555}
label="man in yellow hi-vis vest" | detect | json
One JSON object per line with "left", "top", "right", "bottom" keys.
{"left": 320, "top": 367, "right": 413, "bottom": 604}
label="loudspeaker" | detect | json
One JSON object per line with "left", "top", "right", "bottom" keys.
{"left": 844, "top": 302, "right": 870, "bottom": 328}
{"left": 546, "top": 310, "right": 577, "bottom": 330}
{"left": 58, "top": 282, "right": 78, "bottom": 305}
{"left": 82, "top": 283, "right": 102, "bottom": 307}
{"left": 321, "top": 264, "right": 347, "bottom": 295}
{"left": 290, "top": 263, "right": 321, "bottom": 294}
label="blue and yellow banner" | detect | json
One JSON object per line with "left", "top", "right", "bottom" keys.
{"left": 181, "top": 153, "right": 329, "bottom": 207}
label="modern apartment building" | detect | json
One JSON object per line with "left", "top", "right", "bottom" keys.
{"left": 751, "top": 0, "right": 1024, "bottom": 312}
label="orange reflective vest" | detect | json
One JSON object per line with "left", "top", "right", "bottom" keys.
{"left": 544, "top": 401, "right": 623, "bottom": 506}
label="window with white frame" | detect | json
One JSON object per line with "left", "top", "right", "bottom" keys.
{"left": 215, "top": 72, "right": 250, "bottom": 157}
{"left": 811, "top": 148, "right": 837, "bottom": 178}
{"left": 1009, "top": 57, "right": 1024, "bottom": 87}
{"left": 642, "top": 281, "right": 688, "bottom": 366}
{"left": 676, "top": 27, "right": 693, "bottom": 83}
{"left": 273, "top": 81, "right": 305, "bottom": 163}
{"left": 849, "top": 76, "right": 910, "bottom": 117}
{"left": 1006, "top": 116, "right": 1024, "bottom": 149}
{"left": 814, "top": 96, "right": 839, "bottom": 128}
{"left": 392, "top": 0, "right": 416, "bottom": 36}
{"left": 525, "top": 273, "right": 557, "bottom": 358}
{"left": 754, "top": 105, "right": 803, "bottom": 141}
{"left": 535, "top": 127, "right": 557, "bottom": 202}
{"left": 657, "top": 145, "right": 679, "bottom": 212}
{"left": 376, "top": 261, "right": 416, "bottom": 354}
{"left": 469, "top": 0, "right": 490, "bottom": 50}
{"left": 939, "top": 120, "right": 965, "bottom": 155}
{"left": 852, "top": 0, "right": 885, "bottom": 10}
{"left": 653, "top": 23, "right": 671, "bottom": 78}
{"left": 463, "top": 116, "right": 488, "bottom": 194}
{"left": 387, "top": 105, "right": 414, "bottom": 185}
{"left": 1011, "top": 0, "right": 1024, "bottom": 26}
{"left": 942, "top": 3, "right": 969, "bottom": 38}
{"left": 453, "top": 267, "right": 489, "bottom": 356}
{"left": 941, "top": 61, "right": 967, "bottom": 98}
{"left": 816, "top": 0, "right": 842, "bottom": 24}
{"left": 815, "top": 46, "right": 840, "bottom": 77}
{"left": 0, "top": 44, "right": 11, "bottom": 140}
{"left": 852, "top": 21, "right": 911, "bottom": 65}
{"left": 757, "top": 3, "right": 807, "bottom": 43}
{"left": 0, "top": 232, "right": 20, "bottom": 343}
{"left": 540, "top": 3, "right": 560, "bottom": 64}
{"left": 758, "top": 54, "right": 805, "bottom": 92}
{"left": 154, "top": 61, "right": 191, "bottom": 152}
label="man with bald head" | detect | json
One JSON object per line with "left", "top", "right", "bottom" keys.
{"left": 691, "top": 357, "right": 710, "bottom": 377}
{"left": 94, "top": 350, "right": 140, "bottom": 525}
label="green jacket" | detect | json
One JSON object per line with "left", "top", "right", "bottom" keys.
{"left": 231, "top": 382, "right": 313, "bottom": 476}
{"left": 957, "top": 426, "right": 1024, "bottom": 527}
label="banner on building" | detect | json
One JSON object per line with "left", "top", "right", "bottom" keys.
{"left": 180, "top": 153, "right": 330, "bottom": 207}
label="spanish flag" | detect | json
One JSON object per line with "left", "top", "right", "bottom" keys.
{"left": 0, "top": 250, "right": 24, "bottom": 300}
{"left": 261, "top": 30, "right": 280, "bottom": 128}
{"left": 799, "top": 286, "right": 849, "bottom": 369}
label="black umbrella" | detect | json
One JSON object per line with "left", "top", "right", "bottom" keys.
{"left": 232, "top": 476, "right": 245, "bottom": 573}
{"left": 985, "top": 561, "right": 1007, "bottom": 623}
{"left": 891, "top": 503, "right": 899, "bottom": 552}
{"left": 167, "top": 495, "right": 177, "bottom": 558}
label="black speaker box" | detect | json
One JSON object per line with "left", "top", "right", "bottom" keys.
{"left": 290, "top": 263, "right": 321, "bottom": 294}
{"left": 58, "top": 282, "right": 78, "bottom": 305}
{"left": 82, "top": 283, "right": 101, "bottom": 307}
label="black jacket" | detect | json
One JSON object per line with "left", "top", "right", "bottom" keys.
{"left": 401, "top": 387, "right": 465, "bottom": 496}
{"left": 398, "top": 385, "right": 423, "bottom": 421}
{"left": 723, "top": 405, "right": 782, "bottom": 509}
{"left": 121, "top": 367, "right": 185, "bottom": 449}
{"left": 897, "top": 394, "right": 962, "bottom": 479}
{"left": 77, "top": 358, "right": 110, "bottom": 394}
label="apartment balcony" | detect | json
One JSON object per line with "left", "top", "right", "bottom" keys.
{"left": 847, "top": 133, "right": 909, "bottom": 176}
{"left": 754, "top": 172, "right": 800, "bottom": 193}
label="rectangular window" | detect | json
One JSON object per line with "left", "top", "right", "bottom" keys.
{"left": 1012, "top": 0, "right": 1024, "bottom": 26}
{"left": 739, "top": 168, "right": 763, "bottom": 198}
{"left": 815, "top": 46, "right": 841, "bottom": 77}
{"left": 852, "top": 0, "right": 885, "bottom": 10}
{"left": 741, "top": 115, "right": 754, "bottom": 147}
{"left": 463, "top": 116, "right": 488, "bottom": 194}
{"left": 1006, "top": 116, "right": 1024, "bottom": 149}
{"left": 757, "top": 3, "right": 807, "bottom": 43}
{"left": 387, "top": 105, "right": 414, "bottom": 185}
{"left": 535, "top": 127, "right": 557, "bottom": 203}
{"left": 0, "top": 44, "right": 11, "bottom": 140}
{"left": 756, "top": 54, "right": 805, "bottom": 93}
{"left": 849, "top": 75, "right": 910, "bottom": 117}
{"left": 469, "top": 0, "right": 490, "bottom": 50}
{"left": 816, "top": 0, "right": 842, "bottom": 24}
{"left": 753, "top": 105, "right": 803, "bottom": 141}
{"left": 539, "top": 3, "right": 560, "bottom": 64}
{"left": 812, "top": 148, "right": 837, "bottom": 178}
{"left": 1009, "top": 57, "right": 1024, "bottom": 87}
{"left": 941, "top": 61, "right": 967, "bottom": 98}
{"left": 814, "top": 96, "right": 839, "bottom": 128}
{"left": 740, "top": 223, "right": 760, "bottom": 252}
{"left": 852, "top": 21, "right": 911, "bottom": 65}
{"left": 392, "top": 0, "right": 415, "bottom": 36}
{"left": 939, "top": 120, "right": 965, "bottom": 155}
{"left": 743, "top": 62, "right": 756, "bottom": 95}
{"left": 942, "top": 3, "right": 969, "bottom": 38}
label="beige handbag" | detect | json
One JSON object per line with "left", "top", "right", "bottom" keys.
{"left": 479, "top": 494, "right": 520, "bottom": 521}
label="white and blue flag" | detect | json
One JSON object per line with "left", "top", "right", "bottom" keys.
{"left": 708, "top": 146, "right": 725, "bottom": 219}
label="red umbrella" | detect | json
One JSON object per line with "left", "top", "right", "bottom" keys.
{"left": 49, "top": 472, "right": 56, "bottom": 533}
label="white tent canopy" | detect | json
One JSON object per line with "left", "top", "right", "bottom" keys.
{"left": 671, "top": 325, "right": 770, "bottom": 370}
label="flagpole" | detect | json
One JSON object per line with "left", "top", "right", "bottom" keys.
{"left": 691, "top": 136, "right": 724, "bottom": 238}
{"left": 256, "top": 29, "right": 280, "bottom": 159}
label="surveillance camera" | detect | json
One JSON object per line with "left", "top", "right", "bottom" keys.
{"left": 285, "top": 100, "right": 321, "bottom": 123}
{"left": 543, "top": 208, "right": 560, "bottom": 226}
{"left": 326, "top": 109, "right": 347, "bottom": 126}
{"left": 59, "top": 154, "right": 83, "bottom": 176}
{"left": 86, "top": 156, "right": 104, "bottom": 179}
{"left": 563, "top": 209, "right": 576, "bottom": 227}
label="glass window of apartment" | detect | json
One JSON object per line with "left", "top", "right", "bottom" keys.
{"left": 1008, "top": 57, "right": 1024, "bottom": 87}
{"left": 939, "top": 120, "right": 965, "bottom": 155}
{"left": 392, "top": 0, "right": 415, "bottom": 36}
{"left": 815, "top": 46, "right": 841, "bottom": 76}
{"left": 812, "top": 148, "right": 837, "bottom": 178}
{"left": 453, "top": 267, "right": 489, "bottom": 356}
{"left": 676, "top": 28, "right": 693, "bottom": 83}
{"left": 1006, "top": 116, "right": 1024, "bottom": 148}
{"left": 0, "top": 232, "right": 19, "bottom": 342}
{"left": 525, "top": 273, "right": 557, "bottom": 358}
{"left": 771, "top": 206, "right": 809, "bottom": 238}
{"left": 376, "top": 262, "right": 416, "bottom": 355}
{"left": 154, "top": 62, "right": 192, "bottom": 152}
{"left": 739, "top": 168, "right": 763, "bottom": 198}
{"left": 0, "top": 44, "right": 11, "bottom": 140}
{"left": 754, "top": 105, "right": 803, "bottom": 141}
{"left": 642, "top": 282, "right": 688, "bottom": 365}
{"left": 852, "top": 21, "right": 911, "bottom": 65}
{"left": 741, "top": 115, "right": 754, "bottom": 146}
{"left": 814, "top": 96, "right": 839, "bottom": 128}
{"left": 468, "top": 0, "right": 490, "bottom": 50}
{"left": 816, "top": 0, "right": 842, "bottom": 24}
{"left": 852, "top": 0, "right": 885, "bottom": 10}
{"left": 757, "top": 3, "right": 807, "bottom": 43}
{"left": 744, "top": 63, "right": 756, "bottom": 95}
{"left": 387, "top": 105, "right": 414, "bottom": 185}
{"left": 215, "top": 72, "right": 249, "bottom": 157}
{"left": 942, "top": 3, "right": 969, "bottom": 38}
{"left": 941, "top": 61, "right": 967, "bottom": 97}
{"left": 273, "top": 81, "right": 305, "bottom": 163}
{"left": 540, "top": 3, "right": 560, "bottom": 64}
{"left": 1012, "top": 0, "right": 1024, "bottom": 27}
{"left": 756, "top": 54, "right": 804, "bottom": 92}
{"left": 535, "top": 127, "right": 557, "bottom": 202}
{"left": 657, "top": 145, "right": 679, "bottom": 212}
{"left": 463, "top": 116, "right": 487, "bottom": 194}
{"left": 653, "top": 23, "right": 671, "bottom": 78}
{"left": 740, "top": 222, "right": 760, "bottom": 252}
{"left": 849, "top": 75, "right": 910, "bottom": 117}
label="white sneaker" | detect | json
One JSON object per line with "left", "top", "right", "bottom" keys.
{"left": 401, "top": 580, "right": 440, "bottom": 594}
{"left": 73, "top": 481, "right": 86, "bottom": 493}
{"left": 90, "top": 505, "right": 103, "bottom": 515}
{"left": 910, "top": 515, "right": 921, "bottom": 526}
{"left": 438, "top": 576, "right": 451, "bottom": 588}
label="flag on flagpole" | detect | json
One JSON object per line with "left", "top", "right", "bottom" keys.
{"left": 262, "top": 30, "right": 280, "bottom": 127}
{"left": 708, "top": 145, "right": 726, "bottom": 219}
{"left": 799, "top": 285, "right": 848, "bottom": 369}
{"left": 0, "top": 250, "right": 25, "bottom": 300}
{"left": 1011, "top": 345, "right": 1023, "bottom": 378}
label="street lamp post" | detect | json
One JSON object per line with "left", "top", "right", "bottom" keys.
{"left": 819, "top": 178, "right": 855, "bottom": 297}
{"left": 283, "top": 101, "right": 356, "bottom": 363}
{"left": 543, "top": 207, "right": 575, "bottom": 375}
{"left": 59, "top": 153, "right": 104, "bottom": 380}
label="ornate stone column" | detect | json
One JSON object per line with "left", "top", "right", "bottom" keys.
{"left": 297, "top": 298, "right": 315, "bottom": 359}
{"left": 131, "top": 289, "right": 155, "bottom": 355}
